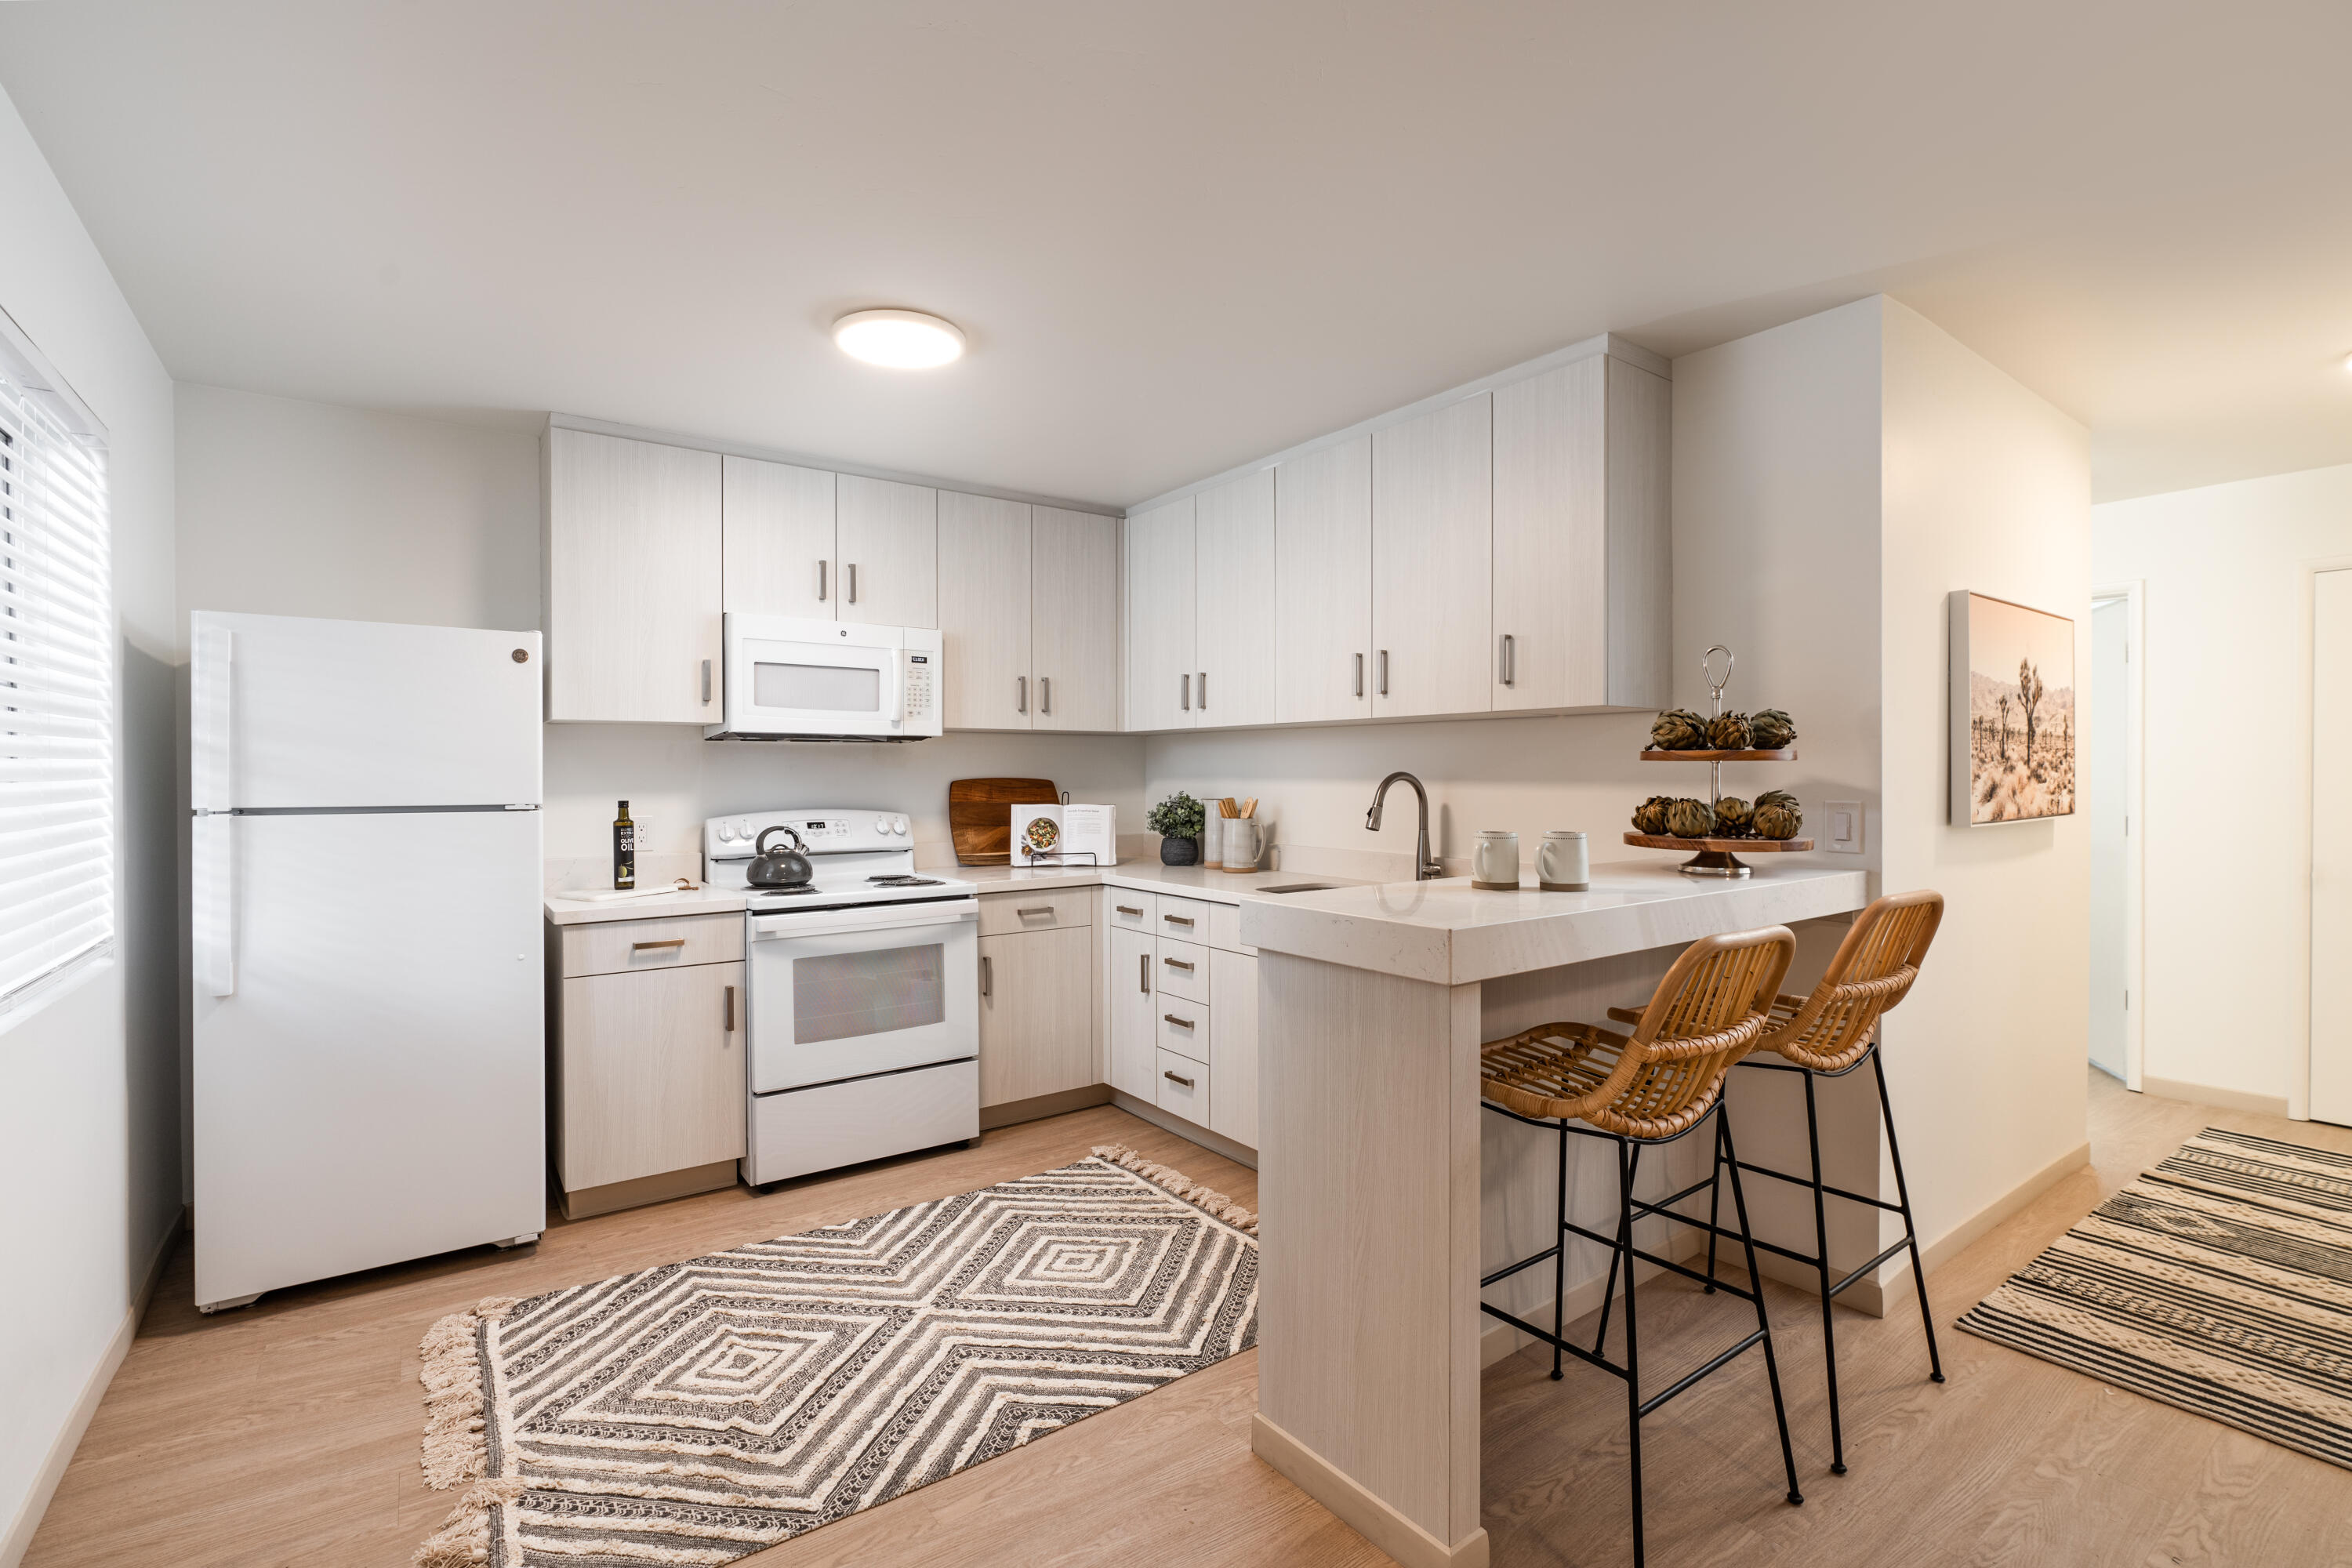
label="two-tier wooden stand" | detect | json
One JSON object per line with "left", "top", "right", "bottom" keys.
{"left": 1626, "top": 645, "right": 1813, "bottom": 877}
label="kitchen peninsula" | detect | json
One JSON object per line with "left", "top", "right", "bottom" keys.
{"left": 1238, "top": 861, "right": 1870, "bottom": 1568}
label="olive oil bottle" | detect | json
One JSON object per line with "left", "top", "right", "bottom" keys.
{"left": 612, "top": 800, "right": 636, "bottom": 889}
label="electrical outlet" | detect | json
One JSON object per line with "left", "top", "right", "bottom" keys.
{"left": 1825, "top": 800, "right": 1863, "bottom": 854}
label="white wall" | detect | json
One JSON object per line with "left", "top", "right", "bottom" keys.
{"left": 0, "top": 84, "right": 180, "bottom": 1566}
{"left": 2094, "top": 461, "right": 2352, "bottom": 1109}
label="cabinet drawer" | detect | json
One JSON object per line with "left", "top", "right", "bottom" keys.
{"left": 978, "top": 888, "right": 1093, "bottom": 936}
{"left": 1155, "top": 1047, "right": 1209, "bottom": 1120}
{"left": 1156, "top": 996, "right": 1210, "bottom": 1063}
{"left": 1156, "top": 895, "right": 1215, "bottom": 939}
{"left": 1207, "top": 902, "right": 1256, "bottom": 956}
{"left": 1105, "top": 891, "right": 1156, "bottom": 931}
{"left": 560, "top": 912, "right": 744, "bottom": 978}
{"left": 1156, "top": 936, "right": 1210, "bottom": 1003}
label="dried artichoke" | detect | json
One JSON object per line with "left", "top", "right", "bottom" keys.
{"left": 1631, "top": 795, "right": 1674, "bottom": 835}
{"left": 1650, "top": 709, "right": 1708, "bottom": 752}
{"left": 1755, "top": 788, "right": 1800, "bottom": 815}
{"left": 1712, "top": 797, "right": 1754, "bottom": 837}
{"left": 1666, "top": 797, "right": 1715, "bottom": 839}
{"left": 1755, "top": 803, "right": 1804, "bottom": 840}
{"left": 1749, "top": 709, "right": 1798, "bottom": 750}
{"left": 1708, "top": 710, "right": 1754, "bottom": 750}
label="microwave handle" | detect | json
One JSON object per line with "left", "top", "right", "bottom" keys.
{"left": 890, "top": 650, "right": 909, "bottom": 724}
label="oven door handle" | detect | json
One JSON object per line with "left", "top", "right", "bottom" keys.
{"left": 750, "top": 903, "right": 978, "bottom": 941}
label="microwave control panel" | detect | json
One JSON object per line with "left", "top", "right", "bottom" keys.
{"left": 902, "top": 651, "right": 935, "bottom": 720}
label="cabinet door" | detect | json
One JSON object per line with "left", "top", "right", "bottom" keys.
{"left": 1107, "top": 926, "right": 1158, "bottom": 1100}
{"left": 546, "top": 428, "right": 723, "bottom": 724}
{"left": 721, "top": 455, "right": 836, "bottom": 620}
{"left": 1209, "top": 950, "right": 1258, "bottom": 1149}
{"left": 1032, "top": 506, "right": 1120, "bottom": 731}
{"left": 938, "top": 492, "right": 1032, "bottom": 729}
{"left": 1123, "top": 496, "right": 1196, "bottom": 731}
{"left": 1371, "top": 395, "right": 1492, "bottom": 718}
{"left": 1273, "top": 436, "right": 1371, "bottom": 724}
{"left": 978, "top": 926, "right": 1094, "bottom": 1107}
{"left": 1194, "top": 470, "right": 1276, "bottom": 729}
{"left": 1492, "top": 358, "right": 1606, "bottom": 711}
{"left": 560, "top": 960, "right": 745, "bottom": 1191}
{"left": 837, "top": 474, "right": 938, "bottom": 629}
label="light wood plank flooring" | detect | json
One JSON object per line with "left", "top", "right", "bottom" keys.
{"left": 25, "top": 1074, "right": 2352, "bottom": 1567}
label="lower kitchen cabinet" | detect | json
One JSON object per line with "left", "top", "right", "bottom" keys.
{"left": 1108, "top": 925, "right": 1157, "bottom": 1100}
{"left": 1209, "top": 949, "right": 1258, "bottom": 1148}
{"left": 1155, "top": 1048, "right": 1209, "bottom": 1121}
{"left": 978, "top": 924, "right": 1094, "bottom": 1108}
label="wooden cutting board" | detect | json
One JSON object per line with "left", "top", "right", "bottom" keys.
{"left": 949, "top": 778, "right": 1058, "bottom": 865}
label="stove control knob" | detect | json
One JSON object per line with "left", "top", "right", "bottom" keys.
{"left": 735, "top": 818, "right": 753, "bottom": 839}
{"left": 893, "top": 816, "right": 909, "bottom": 834}
{"left": 715, "top": 822, "right": 735, "bottom": 843}
{"left": 873, "top": 817, "right": 891, "bottom": 834}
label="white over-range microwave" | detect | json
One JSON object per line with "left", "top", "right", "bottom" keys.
{"left": 707, "top": 614, "right": 943, "bottom": 742}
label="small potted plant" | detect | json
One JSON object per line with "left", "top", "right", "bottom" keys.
{"left": 1148, "top": 791, "right": 1207, "bottom": 866}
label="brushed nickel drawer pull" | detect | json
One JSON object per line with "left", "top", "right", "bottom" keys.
{"left": 700, "top": 659, "right": 713, "bottom": 705}
{"left": 1140, "top": 953, "right": 1150, "bottom": 993}
{"left": 1163, "top": 957, "right": 1195, "bottom": 971}
{"left": 1116, "top": 904, "right": 1144, "bottom": 916}
{"left": 1163, "top": 1069, "right": 1195, "bottom": 1088}
{"left": 1017, "top": 675, "right": 1027, "bottom": 714}
{"left": 1016, "top": 906, "right": 1054, "bottom": 916}
{"left": 818, "top": 559, "right": 828, "bottom": 601}
{"left": 1041, "top": 676, "right": 1051, "bottom": 715}
{"left": 1163, "top": 914, "right": 1194, "bottom": 927}
{"left": 631, "top": 938, "right": 687, "bottom": 953}
{"left": 724, "top": 985, "right": 735, "bottom": 1033}
{"left": 1163, "top": 1013, "right": 1195, "bottom": 1029}
{"left": 980, "top": 955, "right": 993, "bottom": 997}
{"left": 847, "top": 562, "right": 858, "bottom": 604}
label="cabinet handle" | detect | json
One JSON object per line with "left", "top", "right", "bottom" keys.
{"left": 847, "top": 563, "right": 858, "bottom": 604}
{"left": 1116, "top": 904, "right": 1144, "bottom": 916}
{"left": 981, "top": 954, "right": 992, "bottom": 997}
{"left": 1501, "top": 633, "right": 1515, "bottom": 687}
{"left": 1017, "top": 675, "right": 1027, "bottom": 714}
{"left": 1355, "top": 652, "right": 1364, "bottom": 698}
{"left": 818, "top": 559, "right": 828, "bottom": 601}
{"left": 701, "top": 659, "right": 713, "bottom": 705}
{"left": 631, "top": 938, "right": 686, "bottom": 953}
{"left": 1040, "top": 676, "right": 1051, "bottom": 715}
{"left": 1198, "top": 670, "right": 1207, "bottom": 710}
{"left": 1163, "top": 1069, "right": 1195, "bottom": 1088}
{"left": 1140, "top": 953, "right": 1150, "bottom": 993}
{"left": 1163, "top": 913, "right": 1194, "bottom": 927}
{"left": 1181, "top": 673, "right": 1190, "bottom": 711}
{"left": 723, "top": 985, "right": 735, "bottom": 1033}
{"left": 1378, "top": 649, "right": 1388, "bottom": 696}
{"left": 1016, "top": 906, "right": 1054, "bottom": 916}
{"left": 1163, "top": 1014, "right": 1196, "bottom": 1029}
{"left": 1163, "top": 957, "right": 1195, "bottom": 972}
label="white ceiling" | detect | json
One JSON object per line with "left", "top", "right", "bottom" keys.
{"left": 4, "top": 0, "right": 2350, "bottom": 509}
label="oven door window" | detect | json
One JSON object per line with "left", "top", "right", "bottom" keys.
{"left": 792, "top": 943, "right": 946, "bottom": 1044}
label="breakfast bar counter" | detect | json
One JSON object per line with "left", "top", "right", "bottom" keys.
{"left": 1235, "top": 862, "right": 1869, "bottom": 1568}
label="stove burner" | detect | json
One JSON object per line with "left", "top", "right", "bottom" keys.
{"left": 753, "top": 884, "right": 822, "bottom": 898}
{"left": 866, "top": 874, "right": 943, "bottom": 887}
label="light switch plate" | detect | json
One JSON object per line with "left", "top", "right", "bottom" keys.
{"left": 1825, "top": 800, "right": 1863, "bottom": 854}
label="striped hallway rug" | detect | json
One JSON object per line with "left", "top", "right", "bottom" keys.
{"left": 1956, "top": 1126, "right": 2352, "bottom": 1468}
{"left": 412, "top": 1145, "right": 1257, "bottom": 1566}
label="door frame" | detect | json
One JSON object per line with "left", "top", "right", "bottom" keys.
{"left": 2092, "top": 581, "right": 2147, "bottom": 1093}
{"left": 2293, "top": 555, "right": 2352, "bottom": 1120}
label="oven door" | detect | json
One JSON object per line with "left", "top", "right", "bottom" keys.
{"left": 718, "top": 614, "right": 905, "bottom": 739}
{"left": 746, "top": 900, "right": 978, "bottom": 1093}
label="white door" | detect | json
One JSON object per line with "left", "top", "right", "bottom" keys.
{"left": 2314, "top": 571, "right": 2352, "bottom": 1123}
{"left": 836, "top": 474, "right": 938, "bottom": 629}
{"left": 937, "top": 492, "right": 1032, "bottom": 729}
{"left": 722, "top": 456, "right": 836, "bottom": 619}
{"left": 1032, "top": 507, "right": 1120, "bottom": 732}
{"left": 1273, "top": 436, "right": 1372, "bottom": 724}
{"left": 191, "top": 612, "right": 541, "bottom": 809}
{"left": 1123, "top": 497, "right": 1196, "bottom": 731}
{"left": 193, "top": 811, "right": 544, "bottom": 1307}
{"left": 1372, "top": 395, "right": 1493, "bottom": 718}
{"left": 1195, "top": 470, "right": 1277, "bottom": 729}
{"left": 2088, "top": 597, "right": 2129, "bottom": 1081}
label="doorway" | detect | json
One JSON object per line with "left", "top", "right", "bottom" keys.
{"left": 2309, "top": 569, "right": 2352, "bottom": 1123}
{"left": 2089, "top": 585, "right": 2143, "bottom": 1089}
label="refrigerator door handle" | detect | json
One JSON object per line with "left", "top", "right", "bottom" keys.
{"left": 193, "top": 623, "right": 237, "bottom": 996}
{"left": 196, "top": 811, "right": 236, "bottom": 997}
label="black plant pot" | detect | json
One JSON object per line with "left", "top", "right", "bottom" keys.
{"left": 1160, "top": 836, "right": 1199, "bottom": 866}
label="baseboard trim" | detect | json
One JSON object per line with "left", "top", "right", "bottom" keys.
{"left": 981, "top": 1082, "right": 1113, "bottom": 1131}
{"left": 1910, "top": 1139, "right": 2092, "bottom": 1283}
{"left": 2141, "top": 1075, "right": 2292, "bottom": 1119}
{"left": 1250, "top": 1414, "right": 1489, "bottom": 1568}
{"left": 1, "top": 1206, "right": 182, "bottom": 1568}
{"left": 560, "top": 1159, "right": 737, "bottom": 1220}
{"left": 1109, "top": 1089, "right": 1258, "bottom": 1170}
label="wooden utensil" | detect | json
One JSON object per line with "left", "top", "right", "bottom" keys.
{"left": 949, "top": 778, "right": 1058, "bottom": 865}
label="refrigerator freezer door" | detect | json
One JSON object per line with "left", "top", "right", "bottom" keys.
{"left": 191, "top": 611, "right": 542, "bottom": 809}
{"left": 193, "top": 810, "right": 544, "bottom": 1307}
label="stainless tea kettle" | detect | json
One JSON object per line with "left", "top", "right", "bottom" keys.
{"left": 747, "top": 826, "right": 814, "bottom": 888}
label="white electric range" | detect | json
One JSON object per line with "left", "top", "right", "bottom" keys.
{"left": 704, "top": 808, "right": 981, "bottom": 1185}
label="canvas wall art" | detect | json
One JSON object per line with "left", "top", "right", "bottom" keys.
{"left": 1949, "top": 590, "right": 2076, "bottom": 825}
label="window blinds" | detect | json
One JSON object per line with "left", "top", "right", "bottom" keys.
{"left": 0, "top": 355, "right": 113, "bottom": 1013}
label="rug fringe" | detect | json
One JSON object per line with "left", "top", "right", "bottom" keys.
{"left": 1092, "top": 1144, "right": 1257, "bottom": 1235}
{"left": 417, "top": 1295, "right": 520, "bottom": 1492}
{"left": 412, "top": 1477, "right": 527, "bottom": 1567}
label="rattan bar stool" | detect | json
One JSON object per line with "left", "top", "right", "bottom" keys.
{"left": 1615, "top": 890, "right": 1947, "bottom": 1479}
{"left": 1479, "top": 924, "right": 1803, "bottom": 1568}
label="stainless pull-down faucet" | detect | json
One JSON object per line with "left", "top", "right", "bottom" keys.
{"left": 1366, "top": 771, "right": 1443, "bottom": 880}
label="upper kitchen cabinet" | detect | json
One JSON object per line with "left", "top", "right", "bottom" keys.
{"left": 938, "top": 492, "right": 1033, "bottom": 729}
{"left": 720, "top": 455, "right": 835, "bottom": 619}
{"left": 544, "top": 427, "right": 723, "bottom": 724}
{"left": 1371, "top": 394, "right": 1492, "bottom": 719}
{"left": 1123, "top": 496, "right": 1196, "bottom": 731}
{"left": 1032, "top": 506, "right": 1120, "bottom": 731}
{"left": 836, "top": 474, "right": 938, "bottom": 630}
{"left": 1492, "top": 353, "right": 1671, "bottom": 712}
{"left": 1272, "top": 436, "right": 1371, "bottom": 724}
{"left": 1193, "top": 470, "right": 1276, "bottom": 729}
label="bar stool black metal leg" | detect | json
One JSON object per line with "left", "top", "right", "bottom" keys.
{"left": 1618, "top": 1135, "right": 1646, "bottom": 1568}
{"left": 1875, "top": 1052, "right": 1945, "bottom": 1383}
{"left": 1802, "top": 1069, "right": 1847, "bottom": 1475}
{"left": 1702, "top": 1112, "right": 1726, "bottom": 1294}
{"left": 1722, "top": 1112, "right": 1804, "bottom": 1507}
{"left": 1552, "top": 1120, "right": 1569, "bottom": 1381}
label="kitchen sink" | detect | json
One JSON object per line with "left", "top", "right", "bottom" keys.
{"left": 1258, "top": 883, "right": 1339, "bottom": 895}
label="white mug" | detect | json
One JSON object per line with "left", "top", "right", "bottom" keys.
{"left": 1221, "top": 816, "right": 1264, "bottom": 873}
{"left": 1539, "top": 829, "right": 1589, "bottom": 891}
{"left": 1472, "top": 829, "right": 1519, "bottom": 890}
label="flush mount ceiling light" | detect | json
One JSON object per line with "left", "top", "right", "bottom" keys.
{"left": 833, "top": 309, "right": 965, "bottom": 369}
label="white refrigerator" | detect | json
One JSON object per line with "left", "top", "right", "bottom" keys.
{"left": 191, "top": 612, "right": 546, "bottom": 1312}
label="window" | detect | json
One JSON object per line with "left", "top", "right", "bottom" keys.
{"left": 0, "top": 325, "right": 112, "bottom": 1017}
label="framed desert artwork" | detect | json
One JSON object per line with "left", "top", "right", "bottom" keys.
{"left": 1949, "top": 590, "right": 2077, "bottom": 825}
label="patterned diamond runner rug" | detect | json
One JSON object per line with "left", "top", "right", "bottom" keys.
{"left": 412, "top": 1145, "right": 1258, "bottom": 1566}
{"left": 1955, "top": 1126, "right": 2352, "bottom": 1468}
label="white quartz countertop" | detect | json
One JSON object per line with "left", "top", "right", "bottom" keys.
{"left": 1236, "top": 861, "right": 1871, "bottom": 985}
